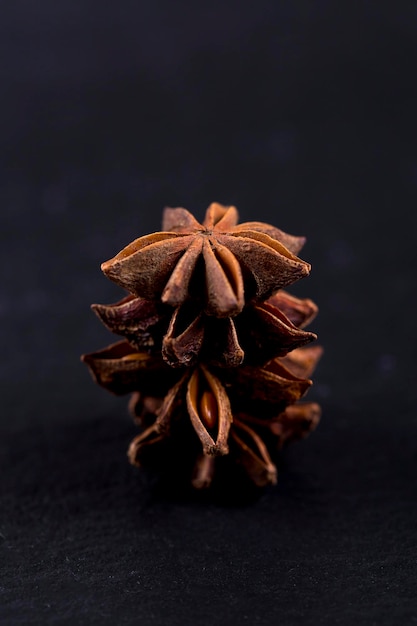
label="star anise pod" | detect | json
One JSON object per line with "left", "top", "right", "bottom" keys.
{"left": 81, "top": 341, "right": 322, "bottom": 488}
{"left": 90, "top": 290, "right": 318, "bottom": 368}
{"left": 100, "top": 202, "right": 310, "bottom": 318}
{"left": 127, "top": 344, "right": 323, "bottom": 489}
{"left": 82, "top": 201, "right": 322, "bottom": 494}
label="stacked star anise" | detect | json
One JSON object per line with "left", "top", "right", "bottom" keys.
{"left": 82, "top": 202, "right": 322, "bottom": 490}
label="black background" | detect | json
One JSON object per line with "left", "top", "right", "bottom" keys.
{"left": 1, "top": 2, "right": 417, "bottom": 624}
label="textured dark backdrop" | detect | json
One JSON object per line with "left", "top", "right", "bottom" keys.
{"left": 1, "top": 2, "right": 417, "bottom": 625}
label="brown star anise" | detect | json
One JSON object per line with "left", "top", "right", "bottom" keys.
{"left": 90, "top": 290, "right": 318, "bottom": 368}
{"left": 82, "top": 201, "right": 322, "bottom": 494}
{"left": 100, "top": 202, "right": 310, "bottom": 317}
{"left": 81, "top": 341, "right": 322, "bottom": 488}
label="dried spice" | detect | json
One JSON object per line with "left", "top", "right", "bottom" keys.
{"left": 83, "top": 341, "right": 322, "bottom": 488}
{"left": 91, "top": 290, "right": 318, "bottom": 368}
{"left": 82, "top": 202, "right": 322, "bottom": 492}
{"left": 100, "top": 202, "right": 310, "bottom": 317}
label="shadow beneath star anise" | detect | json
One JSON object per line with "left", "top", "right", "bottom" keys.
{"left": 143, "top": 461, "right": 269, "bottom": 508}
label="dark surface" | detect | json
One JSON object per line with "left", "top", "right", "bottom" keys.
{"left": 2, "top": 2, "right": 417, "bottom": 625}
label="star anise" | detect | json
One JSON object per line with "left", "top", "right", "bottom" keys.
{"left": 90, "top": 290, "right": 318, "bottom": 368}
{"left": 82, "top": 201, "right": 322, "bottom": 494}
{"left": 81, "top": 341, "right": 322, "bottom": 488}
{"left": 100, "top": 202, "right": 310, "bottom": 318}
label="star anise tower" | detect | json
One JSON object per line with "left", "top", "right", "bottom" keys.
{"left": 82, "top": 202, "right": 322, "bottom": 491}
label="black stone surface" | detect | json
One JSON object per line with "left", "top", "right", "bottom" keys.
{"left": 1, "top": 2, "right": 417, "bottom": 624}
